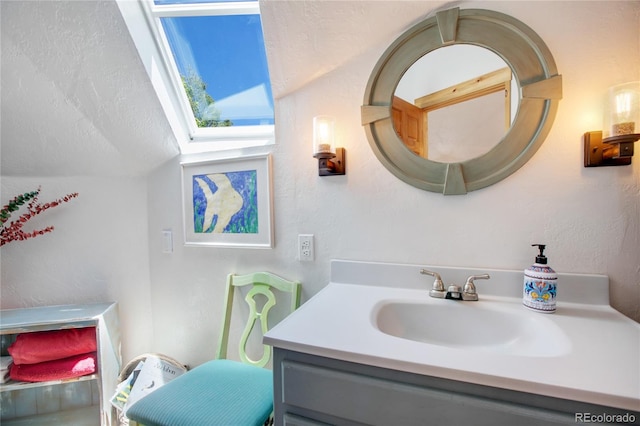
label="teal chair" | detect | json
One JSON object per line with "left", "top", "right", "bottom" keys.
{"left": 126, "top": 272, "right": 301, "bottom": 426}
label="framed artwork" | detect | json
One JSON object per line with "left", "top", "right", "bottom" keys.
{"left": 181, "top": 154, "right": 273, "bottom": 248}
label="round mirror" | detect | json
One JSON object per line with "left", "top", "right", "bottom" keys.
{"left": 362, "top": 8, "right": 562, "bottom": 195}
{"left": 394, "top": 45, "right": 518, "bottom": 163}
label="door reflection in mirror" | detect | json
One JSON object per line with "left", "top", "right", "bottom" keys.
{"left": 393, "top": 45, "right": 518, "bottom": 163}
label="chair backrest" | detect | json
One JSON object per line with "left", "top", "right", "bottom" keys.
{"left": 216, "top": 272, "right": 301, "bottom": 368}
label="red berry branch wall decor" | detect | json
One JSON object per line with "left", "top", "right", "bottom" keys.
{"left": 0, "top": 187, "right": 79, "bottom": 246}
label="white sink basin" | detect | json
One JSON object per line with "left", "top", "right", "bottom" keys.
{"left": 375, "top": 301, "right": 571, "bottom": 357}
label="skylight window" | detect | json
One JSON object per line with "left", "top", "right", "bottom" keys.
{"left": 118, "top": 0, "right": 275, "bottom": 153}
{"left": 161, "top": 13, "right": 273, "bottom": 127}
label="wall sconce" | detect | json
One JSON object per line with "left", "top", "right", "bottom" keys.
{"left": 312, "top": 115, "right": 345, "bottom": 176}
{"left": 584, "top": 81, "right": 640, "bottom": 167}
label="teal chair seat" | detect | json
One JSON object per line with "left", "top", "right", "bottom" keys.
{"left": 126, "top": 272, "right": 301, "bottom": 426}
{"left": 125, "top": 359, "right": 273, "bottom": 426}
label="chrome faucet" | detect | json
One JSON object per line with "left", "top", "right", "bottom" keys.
{"left": 420, "top": 269, "right": 446, "bottom": 298}
{"left": 421, "top": 269, "right": 490, "bottom": 301}
{"left": 461, "top": 274, "right": 490, "bottom": 301}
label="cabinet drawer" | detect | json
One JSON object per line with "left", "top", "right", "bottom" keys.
{"left": 281, "top": 360, "right": 575, "bottom": 426}
{"left": 283, "top": 413, "right": 331, "bottom": 426}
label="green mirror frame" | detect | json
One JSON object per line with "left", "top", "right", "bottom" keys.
{"left": 361, "top": 8, "right": 562, "bottom": 195}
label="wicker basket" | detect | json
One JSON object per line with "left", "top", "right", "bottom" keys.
{"left": 115, "top": 353, "right": 189, "bottom": 426}
{"left": 118, "top": 353, "right": 188, "bottom": 382}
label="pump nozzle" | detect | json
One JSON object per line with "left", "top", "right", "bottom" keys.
{"left": 532, "top": 244, "right": 547, "bottom": 264}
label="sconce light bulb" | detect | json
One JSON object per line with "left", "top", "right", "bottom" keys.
{"left": 605, "top": 82, "right": 640, "bottom": 137}
{"left": 313, "top": 115, "right": 336, "bottom": 156}
{"left": 615, "top": 92, "right": 631, "bottom": 117}
{"left": 318, "top": 123, "right": 330, "bottom": 142}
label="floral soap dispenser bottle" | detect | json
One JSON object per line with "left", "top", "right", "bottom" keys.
{"left": 523, "top": 244, "right": 557, "bottom": 313}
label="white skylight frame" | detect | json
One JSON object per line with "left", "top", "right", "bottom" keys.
{"left": 116, "top": 0, "right": 275, "bottom": 154}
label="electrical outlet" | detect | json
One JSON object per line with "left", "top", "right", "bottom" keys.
{"left": 298, "top": 234, "right": 314, "bottom": 261}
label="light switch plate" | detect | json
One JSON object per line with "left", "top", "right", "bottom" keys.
{"left": 162, "top": 230, "right": 173, "bottom": 253}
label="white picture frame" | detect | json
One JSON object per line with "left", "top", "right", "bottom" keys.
{"left": 181, "top": 154, "right": 273, "bottom": 248}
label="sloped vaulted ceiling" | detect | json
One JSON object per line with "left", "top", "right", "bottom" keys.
{"left": 260, "top": 0, "right": 448, "bottom": 98}
{"left": 1, "top": 0, "right": 446, "bottom": 177}
{"left": 1, "top": 0, "right": 179, "bottom": 177}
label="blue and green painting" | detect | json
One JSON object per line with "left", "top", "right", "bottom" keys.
{"left": 192, "top": 170, "right": 258, "bottom": 234}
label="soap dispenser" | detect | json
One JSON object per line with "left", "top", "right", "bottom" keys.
{"left": 523, "top": 244, "right": 557, "bottom": 313}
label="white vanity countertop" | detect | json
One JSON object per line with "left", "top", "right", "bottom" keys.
{"left": 264, "top": 260, "right": 640, "bottom": 412}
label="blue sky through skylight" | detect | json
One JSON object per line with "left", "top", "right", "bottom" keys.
{"left": 158, "top": 3, "right": 274, "bottom": 127}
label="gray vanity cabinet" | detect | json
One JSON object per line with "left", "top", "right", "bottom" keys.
{"left": 273, "top": 348, "right": 638, "bottom": 426}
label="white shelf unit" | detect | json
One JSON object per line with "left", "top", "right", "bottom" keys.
{"left": 0, "top": 303, "right": 121, "bottom": 425}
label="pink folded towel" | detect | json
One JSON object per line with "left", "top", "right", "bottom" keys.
{"left": 8, "top": 327, "right": 96, "bottom": 365}
{"left": 9, "top": 352, "right": 97, "bottom": 382}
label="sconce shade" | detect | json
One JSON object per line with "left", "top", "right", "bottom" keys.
{"left": 603, "top": 81, "right": 640, "bottom": 141}
{"left": 584, "top": 81, "right": 640, "bottom": 167}
{"left": 313, "top": 115, "right": 336, "bottom": 157}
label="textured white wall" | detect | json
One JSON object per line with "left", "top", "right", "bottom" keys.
{"left": 0, "top": 177, "right": 154, "bottom": 363}
{"left": 0, "top": 0, "right": 179, "bottom": 177}
{"left": 146, "top": 1, "right": 639, "bottom": 367}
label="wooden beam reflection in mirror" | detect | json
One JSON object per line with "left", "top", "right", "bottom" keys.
{"left": 415, "top": 67, "right": 512, "bottom": 125}
{"left": 393, "top": 67, "right": 512, "bottom": 159}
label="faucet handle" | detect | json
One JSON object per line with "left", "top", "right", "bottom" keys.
{"left": 462, "top": 274, "right": 490, "bottom": 301}
{"left": 420, "top": 269, "right": 446, "bottom": 298}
